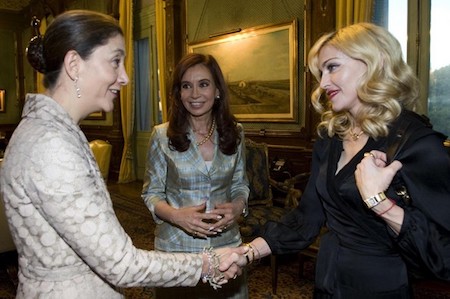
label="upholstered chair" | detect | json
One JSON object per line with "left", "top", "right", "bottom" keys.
{"left": 240, "top": 138, "right": 310, "bottom": 294}
{"left": 89, "top": 139, "right": 112, "bottom": 182}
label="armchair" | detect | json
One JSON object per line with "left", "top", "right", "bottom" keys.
{"left": 89, "top": 139, "right": 112, "bottom": 182}
{"left": 239, "top": 138, "right": 302, "bottom": 239}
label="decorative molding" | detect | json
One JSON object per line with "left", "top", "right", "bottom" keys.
{"left": 320, "top": 0, "right": 328, "bottom": 16}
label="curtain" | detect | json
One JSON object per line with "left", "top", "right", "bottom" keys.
{"left": 134, "top": 39, "right": 151, "bottom": 131}
{"left": 336, "top": 0, "right": 374, "bottom": 29}
{"left": 118, "top": 0, "right": 136, "bottom": 183}
{"left": 155, "top": 0, "right": 168, "bottom": 122}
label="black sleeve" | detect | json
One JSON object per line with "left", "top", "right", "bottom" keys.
{"left": 389, "top": 131, "right": 450, "bottom": 280}
{"left": 260, "top": 138, "right": 327, "bottom": 255}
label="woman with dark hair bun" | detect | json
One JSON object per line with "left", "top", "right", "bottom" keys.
{"left": 142, "top": 53, "right": 250, "bottom": 298}
{"left": 0, "top": 10, "right": 246, "bottom": 299}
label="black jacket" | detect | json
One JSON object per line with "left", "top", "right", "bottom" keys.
{"left": 261, "top": 110, "right": 450, "bottom": 298}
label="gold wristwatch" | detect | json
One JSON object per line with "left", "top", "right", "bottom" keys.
{"left": 364, "top": 192, "right": 387, "bottom": 209}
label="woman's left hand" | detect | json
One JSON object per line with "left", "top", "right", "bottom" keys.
{"left": 209, "top": 200, "right": 244, "bottom": 232}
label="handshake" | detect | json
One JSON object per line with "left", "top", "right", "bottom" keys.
{"left": 200, "top": 242, "right": 262, "bottom": 289}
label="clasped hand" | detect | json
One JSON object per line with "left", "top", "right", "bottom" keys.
{"left": 210, "top": 246, "right": 249, "bottom": 285}
{"left": 355, "top": 150, "right": 403, "bottom": 199}
{"left": 176, "top": 201, "right": 242, "bottom": 238}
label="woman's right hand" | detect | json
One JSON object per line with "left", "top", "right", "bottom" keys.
{"left": 355, "top": 150, "right": 403, "bottom": 200}
{"left": 200, "top": 246, "right": 248, "bottom": 288}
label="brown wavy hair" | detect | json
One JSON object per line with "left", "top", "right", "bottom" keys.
{"left": 308, "top": 22, "right": 420, "bottom": 140}
{"left": 167, "top": 53, "right": 241, "bottom": 154}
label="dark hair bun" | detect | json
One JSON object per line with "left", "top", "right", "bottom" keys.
{"left": 27, "top": 17, "right": 46, "bottom": 74}
{"left": 26, "top": 35, "right": 46, "bottom": 74}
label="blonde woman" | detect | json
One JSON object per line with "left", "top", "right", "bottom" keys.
{"left": 236, "top": 23, "right": 450, "bottom": 298}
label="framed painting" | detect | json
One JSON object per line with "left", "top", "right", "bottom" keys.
{"left": 188, "top": 20, "right": 298, "bottom": 123}
{"left": 0, "top": 89, "right": 5, "bottom": 113}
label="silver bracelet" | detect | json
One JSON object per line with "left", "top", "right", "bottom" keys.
{"left": 201, "top": 247, "right": 224, "bottom": 290}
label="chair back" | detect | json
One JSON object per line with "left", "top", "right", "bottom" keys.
{"left": 245, "top": 138, "right": 273, "bottom": 206}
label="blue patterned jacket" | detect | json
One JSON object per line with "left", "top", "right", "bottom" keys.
{"left": 142, "top": 122, "right": 249, "bottom": 252}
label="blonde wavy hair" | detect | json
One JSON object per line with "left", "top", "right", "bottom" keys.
{"left": 308, "top": 22, "right": 419, "bottom": 139}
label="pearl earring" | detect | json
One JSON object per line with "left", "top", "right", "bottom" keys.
{"left": 74, "top": 77, "right": 81, "bottom": 98}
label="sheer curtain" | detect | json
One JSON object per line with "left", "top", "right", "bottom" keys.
{"left": 118, "top": 0, "right": 136, "bottom": 183}
{"left": 134, "top": 39, "right": 151, "bottom": 131}
{"left": 336, "top": 0, "right": 374, "bottom": 29}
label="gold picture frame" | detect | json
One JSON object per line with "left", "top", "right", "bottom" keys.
{"left": 188, "top": 20, "right": 298, "bottom": 123}
{"left": 0, "top": 89, "right": 5, "bottom": 113}
{"left": 85, "top": 111, "right": 106, "bottom": 120}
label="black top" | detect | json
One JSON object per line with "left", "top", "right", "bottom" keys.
{"left": 261, "top": 110, "right": 450, "bottom": 298}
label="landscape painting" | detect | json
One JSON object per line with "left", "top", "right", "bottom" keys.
{"left": 188, "top": 20, "right": 298, "bottom": 122}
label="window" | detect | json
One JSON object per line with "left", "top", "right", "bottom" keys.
{"left": 428, "top": 0, "right": 450, "bottom": 137}
{"left": 373, "top": 0, "right": 450, "bottom": 137}
{"left": 134, "top": 38, "right": 152, "bottom": 132}
{"left": 134, "top": 37, "right": 162, "bottom": 132}
{"left": 133, "top": 5, "right": 162, "bottom": 133}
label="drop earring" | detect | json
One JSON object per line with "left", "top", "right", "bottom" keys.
{"left": 74, "top": 77, "right": 81, "bottom": 98}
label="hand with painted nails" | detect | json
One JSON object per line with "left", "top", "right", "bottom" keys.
{"left": 171, "top": 202, "right": 224, "bottom": 238}
{"left": 208, "top": 198, "right": 245, "bottom": 232}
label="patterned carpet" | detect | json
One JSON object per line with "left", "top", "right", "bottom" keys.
{"left": 1, "top": 188, "right": 450, "bottom": 298}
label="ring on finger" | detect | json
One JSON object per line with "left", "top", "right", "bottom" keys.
{"left": 364, "top": 152, "right": 374, "bottom": 158}
{"left": 233, "top": 274, "right": 237, "bottom": 279}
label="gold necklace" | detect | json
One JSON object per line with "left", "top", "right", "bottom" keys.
{"left": 196, "top": 119, "right": 216, "bottom": 146}
{"left": 349, "top": 128, "right": 365, "bottom": 141}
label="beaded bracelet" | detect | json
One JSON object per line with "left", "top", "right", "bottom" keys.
{"left": 201, "top": 247, "right": 224, "bottom": 290}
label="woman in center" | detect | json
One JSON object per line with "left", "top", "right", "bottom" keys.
{"left": 142, "top": 53, "right": 249, "bottom": 298}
